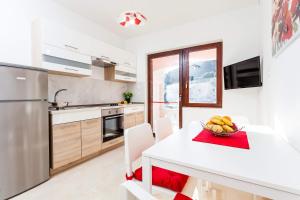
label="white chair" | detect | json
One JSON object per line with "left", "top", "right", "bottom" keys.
{"left": 124, "top": 123, "right": 155, "bottom": 179}
{"left": 121, "top": 181, "right": 193, "bottom": 200}
{"left": 155, "top": 117, "right": 173, "bottom": 143}
{"left": 121, "top": 180, "right": 158, "bottom": 200}
{"left": 124, "top": 123, "right": 196, "bottom": 199}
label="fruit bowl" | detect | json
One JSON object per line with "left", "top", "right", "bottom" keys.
{"left": 201, "top": 116, "right": 244, "bottom": 137}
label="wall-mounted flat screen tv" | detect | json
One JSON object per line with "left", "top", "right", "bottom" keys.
{"left": 224, "top": 56, "right": 262, "bottom": 90}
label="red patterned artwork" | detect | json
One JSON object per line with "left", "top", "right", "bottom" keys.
{"left": 272, "top": 0, "right": 300, "bottom": 56}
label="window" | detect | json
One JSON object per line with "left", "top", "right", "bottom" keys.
{"left": 148, "top": 42, "right": 223, "bottom": 128}
{"left": 182, "top": 42, "right": 223, "bottom": 107}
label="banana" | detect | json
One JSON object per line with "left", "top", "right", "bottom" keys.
{"left": 223, "top": 116, "right": 232, "bottom": 121}
{"left": 205, "top": 115, "right": 235, "bottom": 134}
{"left": 222, "top": 117, "right": 233, "bottom": 126}
{"left": 223, "top": 125, "right": 234, "bottom": 133}
{"left": 212, "top": 125, "right": 223, "bottom": 133}
{"left": 212, "top": 115, "right": 222, "bottom": 120}
{"left": 205, "top": 124, "right": 214, "bottom": 130}
{"left": 211, "top": 118, "right": 224, "bottom": 125}
{"left": 206, "top": 121, "right": 213, "bottom": 125}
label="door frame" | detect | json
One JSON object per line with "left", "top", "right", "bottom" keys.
{"left": 147, "top": 50, "right": 183, "bottom": 129}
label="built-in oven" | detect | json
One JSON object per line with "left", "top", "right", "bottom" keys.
{"left": 101, "top": 108, "right": 124, "bottom": 143}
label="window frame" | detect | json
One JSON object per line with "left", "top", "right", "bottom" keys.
{"left": 182, "top": 42, "right": 223, "bottom": 108}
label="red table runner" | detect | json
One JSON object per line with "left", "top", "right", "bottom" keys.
{"left": 192, "top": 129, "right": 250, "bottom": 149}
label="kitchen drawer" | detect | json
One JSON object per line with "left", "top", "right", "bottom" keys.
{"left": 52, "top": 122, "right": 81, "bottom": 140}
{"left": 51, "top": 107, "right": 102, "bottom": 125}
{"left": 124, "top": 106, "right": 144, "bottom": 114}
{"left": 52, "top": 122, "right": 82, "bottom": 169}
{"left": 81, "top": 118, "right": 101, "bottom": 130}
{"left": 81, "top": 119, "right": 101, "bottom": 157}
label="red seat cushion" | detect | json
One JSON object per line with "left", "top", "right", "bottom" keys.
{"left": 174, "top": 193, "right": 193, "bottom": 200}
{"left": 134, "top": 166, "right": 189, "bottom": 193}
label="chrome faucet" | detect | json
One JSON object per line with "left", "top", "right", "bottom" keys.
{"left": 51, "top": 89, "right": 67, "bottom": 108}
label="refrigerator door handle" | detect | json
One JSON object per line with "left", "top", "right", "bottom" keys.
{"left": 16, "top": 76, "right": 27, "bottom": 80}
{"left": 0, "top": 66, "right": 48, "bottom": 100}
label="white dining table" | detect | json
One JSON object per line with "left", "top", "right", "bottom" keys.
{"left": 142, "top": 122, "right": 300, "bottom": 200}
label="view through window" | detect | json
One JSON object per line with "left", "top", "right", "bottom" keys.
{"left": 148, "top": 42, "right": 223, "bottom": 129}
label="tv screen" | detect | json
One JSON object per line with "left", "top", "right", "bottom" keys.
{"left": 224, "top": 56, "right": 262, "bottom": 90}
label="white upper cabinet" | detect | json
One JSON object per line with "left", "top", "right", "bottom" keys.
{"left": 89, "top": 39, "right": 137, "bottom": 70}
{"left": 32, "top": 19, "right": 92, "bottom": 76}
{"left": 32, "top": 19, "right": 136, "bottom": 79}
{"left": 40, "top": 20, "right": 92, "bottom": 56}
{"left": 118, "top": 50, "right": 136, "bottom": 69}
{"left": 89, "top": 38, "right": 115, "bottom": 63}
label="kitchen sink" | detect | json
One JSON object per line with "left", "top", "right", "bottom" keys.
{"left": 48, "top": 106, "right": 87, "bottom": 111}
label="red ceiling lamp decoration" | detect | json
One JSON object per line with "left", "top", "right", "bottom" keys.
{"left": 119, "top": 12, "right": 147, "bottom": 27}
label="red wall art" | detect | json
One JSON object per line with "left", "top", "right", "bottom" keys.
{"left": 272, "top": 0, "right": 300, "bottom": 56}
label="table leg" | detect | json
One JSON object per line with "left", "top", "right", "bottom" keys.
{"left": 142, "top": 156, "right": 152, "bottom": 193}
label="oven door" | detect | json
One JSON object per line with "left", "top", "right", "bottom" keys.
{"left": 102, "top": 114, "right": 124, "bottom": 143}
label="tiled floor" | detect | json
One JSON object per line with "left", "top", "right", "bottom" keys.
{"left": 11, "top": 146, "right": 269, "bottom": 200}
{"left": 12, "top": 147, "right": 126, "bottom": 200}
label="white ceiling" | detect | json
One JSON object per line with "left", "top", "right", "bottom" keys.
{"left": 53, "top": 0, "right": 258, "bottom": 39}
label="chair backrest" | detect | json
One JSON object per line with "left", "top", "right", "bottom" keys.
{"left": 124, "top": 123, "right": 155, "bottom": 177}
{"left": 121, "top": 181, "right": 157, "bottom": 200}
{"left": 155, "top": 117, "right": 173, "bottom": 143}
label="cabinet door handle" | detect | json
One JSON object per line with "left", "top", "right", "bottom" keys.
{"left": 101, "top": 56, "right": 110, "bottom": 61}
{"left": 16, "top": 76, "right": 27, "bottom": 81}
{"left": 119, "top": 76, "right": 131, "bottom": 80}
{"left": 65, "top": 68, "right": 79, "bottom": 72}
{"left": 65, "top": 44, "right": 78, "bottom": 50}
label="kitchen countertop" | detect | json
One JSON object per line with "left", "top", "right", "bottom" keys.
{"left": 49, "top": 106, "right": 102, "bottom": 114}
{"left": 49, "top": 103, "right": 145, "bottom": 115}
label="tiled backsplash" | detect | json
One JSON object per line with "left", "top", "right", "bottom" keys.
{"left": 127, "top": 82, "right": 146, "bottom": 103}
{"left": 48, "top": 74, "right": 128, "bottom": 105}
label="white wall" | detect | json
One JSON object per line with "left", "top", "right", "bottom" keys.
{"left": 125, "top": 5, "right": 261, "bottom": 127}
{"left": 0, "top": 0, "right": 124, "bottom": 66}
{"left": 260, "top": 1, "right": 300, "bottom": 152}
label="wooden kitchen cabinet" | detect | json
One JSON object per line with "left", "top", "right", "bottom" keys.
{"left": 104, "top": 64, "right": 137, "bottom": 83}
{"left": 124, "top": 113, "right": 136, "bottom": 129}
{"left": 135, "top": 111, "right": 145, "bottom": 125}
{"left": 124, "top": 111, "right": 145, "bottom": 129}
{"left": 52, "top": 121, "right": 82, "bottom": 169}
{"left": 81, "top": 118, "right": 101, "bottom": 157}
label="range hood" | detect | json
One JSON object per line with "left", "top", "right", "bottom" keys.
{"left": 92, "top": 56, "right": 117, "bottom": 68}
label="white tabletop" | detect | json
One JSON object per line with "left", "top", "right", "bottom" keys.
{"left": 143, "top": 122, "right": 300, "bottom": 197}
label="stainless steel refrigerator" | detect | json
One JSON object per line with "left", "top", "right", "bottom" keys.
{"left": 0, "top": 63, "right": 49, "bottom": 200}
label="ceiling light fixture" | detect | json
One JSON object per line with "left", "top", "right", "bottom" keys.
{"left": 118, "top": 12, "right": 147, "bottom": 27}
